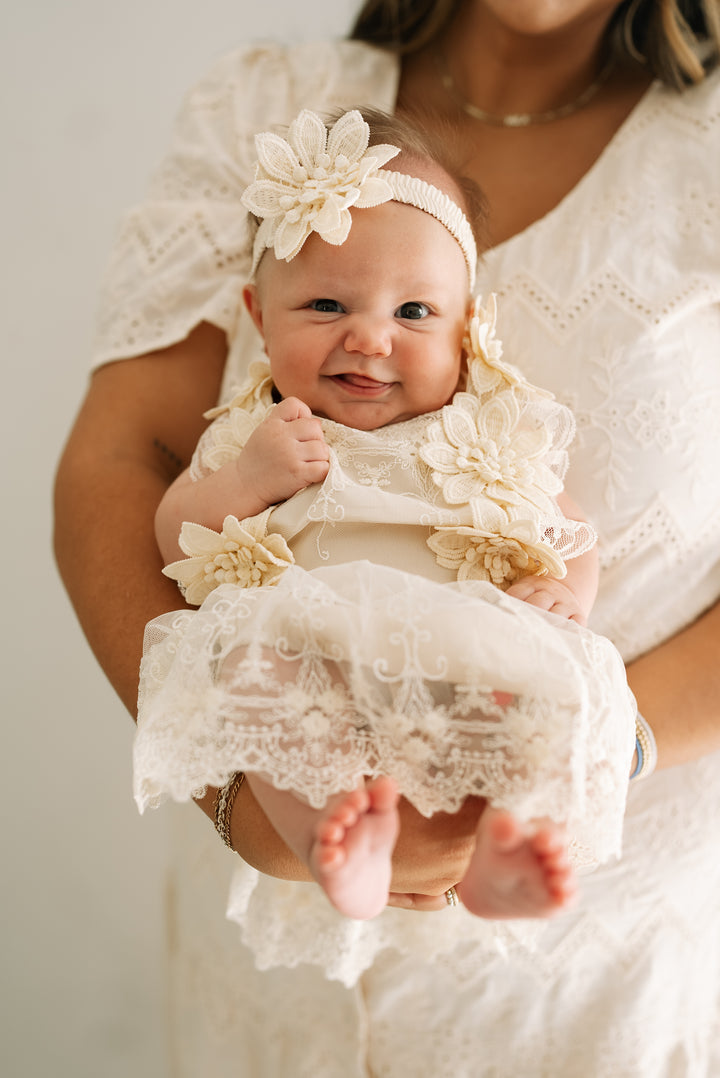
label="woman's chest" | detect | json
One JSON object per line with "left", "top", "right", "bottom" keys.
{"left": 482, "top": 234, "right": 720, "bottom": 555}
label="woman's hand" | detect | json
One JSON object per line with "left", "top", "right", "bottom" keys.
{"left": 221, "top": 780, "right": 484, "bottom": 910}
{"left": 386, "top": 892, "right": 451, "bottom": 911}
{"left": 386, "top": 796, "right": 484, "bottom": 909}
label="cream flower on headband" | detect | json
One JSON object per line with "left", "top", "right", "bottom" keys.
{"left": 242, "top": 109, "right": 400, "bottom": 265}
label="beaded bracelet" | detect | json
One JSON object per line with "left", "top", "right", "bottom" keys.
{"left": 214, "top": 772, "right": 246, "bottom": 849}
{"left": 630, "top": 712, "right": 657, "bottom": 781}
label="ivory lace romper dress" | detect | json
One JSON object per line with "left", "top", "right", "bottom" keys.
{"left": 135, "top": 299, "right": 635, "bottom": 901}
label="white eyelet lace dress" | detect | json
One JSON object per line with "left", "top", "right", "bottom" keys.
{"left": 94, "top": 40, "right": 720, "bottom": 1078}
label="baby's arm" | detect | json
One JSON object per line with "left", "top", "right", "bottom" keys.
{"left": 505, "top": 491, "right": 598, "bottom": 625}
{"left": 155, "top": 396, "right": 330, "bottom": 562}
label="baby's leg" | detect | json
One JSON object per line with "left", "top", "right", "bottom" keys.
{"left": 456, "top": 807, "right": 577, "bottom": 919}
{"left": 247, "top": 773, "right": 400, "bottom": 921}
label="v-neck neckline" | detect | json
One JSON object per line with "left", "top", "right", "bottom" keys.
{"left": 486, "top": 81, "right": 662, "bottom": 261}
{"left": 383, "top": 47, "right": 661, "bottom": 262}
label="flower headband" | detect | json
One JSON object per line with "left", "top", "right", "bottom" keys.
{"left": 241, "top": 109, "right": 477, "bottom": 288}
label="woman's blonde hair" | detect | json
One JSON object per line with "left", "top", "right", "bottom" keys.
{"left": 351, "top": 0, "right": 460, "bottom": 54}
{"left": 350, "top": 0, "right": 720, "bottom": 87}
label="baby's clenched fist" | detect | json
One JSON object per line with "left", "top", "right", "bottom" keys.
{"left": 238, "top": 396, "right": 330, "bottom": 507}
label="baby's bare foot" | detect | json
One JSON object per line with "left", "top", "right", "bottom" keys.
{"left": 310, "top": 776, "right": 400, "bottom": 920}
{"left": 456, "top": 808, "right": 577, "bottom": 919}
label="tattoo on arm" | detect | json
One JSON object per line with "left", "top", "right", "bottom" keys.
{"left": 153, "top": 438, "right": 185, "bottom": 480}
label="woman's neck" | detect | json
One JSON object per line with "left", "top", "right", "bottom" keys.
{"left": 439, "top": 2, "right": 617, "bottom": 121}
{"left": 396, "top": 3, "right": 652, "bottom": 248}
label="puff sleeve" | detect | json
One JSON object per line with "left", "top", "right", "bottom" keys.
{"left": 91, "top": 41, "right": 399, "bottom": 369}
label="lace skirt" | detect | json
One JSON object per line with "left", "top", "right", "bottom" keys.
{"left": 135, "top": 560, "right": 635, "bottom": 866}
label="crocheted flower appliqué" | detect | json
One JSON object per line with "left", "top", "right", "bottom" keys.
{"left": 420, "top": 388, "right": 563, "bottom": 512}
{"left": 417, "top": 294, "right": 587, "bottom": 587}
{"left": 204, "top": 360, "right": 274, "bottom": 422}
{"left": 428, "top": 520, "right": 566, "bottom": 586}
{"left": 464, "top": 295, "right": 546, "bottom": 399}
{"left": 163, "top": 509, "right": 294, "bottom": 605}
{"left": 241, "top": 109, "right": 400, "bottom": 263}
{"left": 191, "top": 361, "right": 275, "bottom": 478}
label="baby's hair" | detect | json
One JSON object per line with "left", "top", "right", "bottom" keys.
{"left": 329, "top": 105, "right": 489, "bottom": 253}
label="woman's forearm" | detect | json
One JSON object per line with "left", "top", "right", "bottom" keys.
{"left": 53, "top": 328, "right": 324, "bottom": 876}
{"left": 55, "top": 447, "right": 187, "bottom": 714}
{"left": 626, "top": 597, "right": 720, "bottom": 770}
{"left": 54, "top": 323, "right": 228, "bottom": 714}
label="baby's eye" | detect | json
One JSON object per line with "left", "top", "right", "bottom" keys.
{"left": 310, "top": 298, "right": 344, "bottom": 313}
{"left": 396, "top": 301, "right": 430, "bottom": 320}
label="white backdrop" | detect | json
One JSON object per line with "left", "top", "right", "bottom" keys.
{"left": 1, "top": 2, "right": 357, "bottom": 1074}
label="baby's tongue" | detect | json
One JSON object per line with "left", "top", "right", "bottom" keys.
{"left": 342, "top": 373, "right": 387, "bottom": 388}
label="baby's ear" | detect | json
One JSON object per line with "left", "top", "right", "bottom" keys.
{"left": 243, "top": 284, "right": 264, "bottom": 337}
{"left": 456, "top": 351, "right": 469, "bottom": 394}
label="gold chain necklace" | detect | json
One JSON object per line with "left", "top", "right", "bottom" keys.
{"left": 434, "top": 49, "right": 616, "bottom": 128}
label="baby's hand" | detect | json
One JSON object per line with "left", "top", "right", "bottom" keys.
{"left": 238, "top": 397, "right": 330, "bottom": 507}
{"left": 505, "top": 576, "right": 589, "bottom": 625}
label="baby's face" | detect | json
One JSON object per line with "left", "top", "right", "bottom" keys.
{"left": 246, "top": 200, "right": 470, "bottom": 430}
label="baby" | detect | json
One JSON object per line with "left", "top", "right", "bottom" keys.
{"left": 136, "top": 108, "right": 633, "bottom": 922}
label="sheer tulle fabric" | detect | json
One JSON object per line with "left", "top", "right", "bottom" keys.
{"left": 136, "top": 562, "right": 634, "bottom": 855}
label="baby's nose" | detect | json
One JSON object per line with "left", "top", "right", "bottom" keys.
{"left": 343, "top": 315, "right": 393, "bottom": 357}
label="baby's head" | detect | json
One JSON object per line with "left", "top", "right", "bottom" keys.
{"left": 242, "top": 108, "right": 486, "bottom": 430}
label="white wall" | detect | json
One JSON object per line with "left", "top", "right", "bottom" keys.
{"left": 1, "top": 2, "right": 357, "bottom": 1075}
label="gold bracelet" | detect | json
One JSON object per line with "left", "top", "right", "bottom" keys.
{"left": 214, "top": 772, "right": 246, "bottom": 849}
